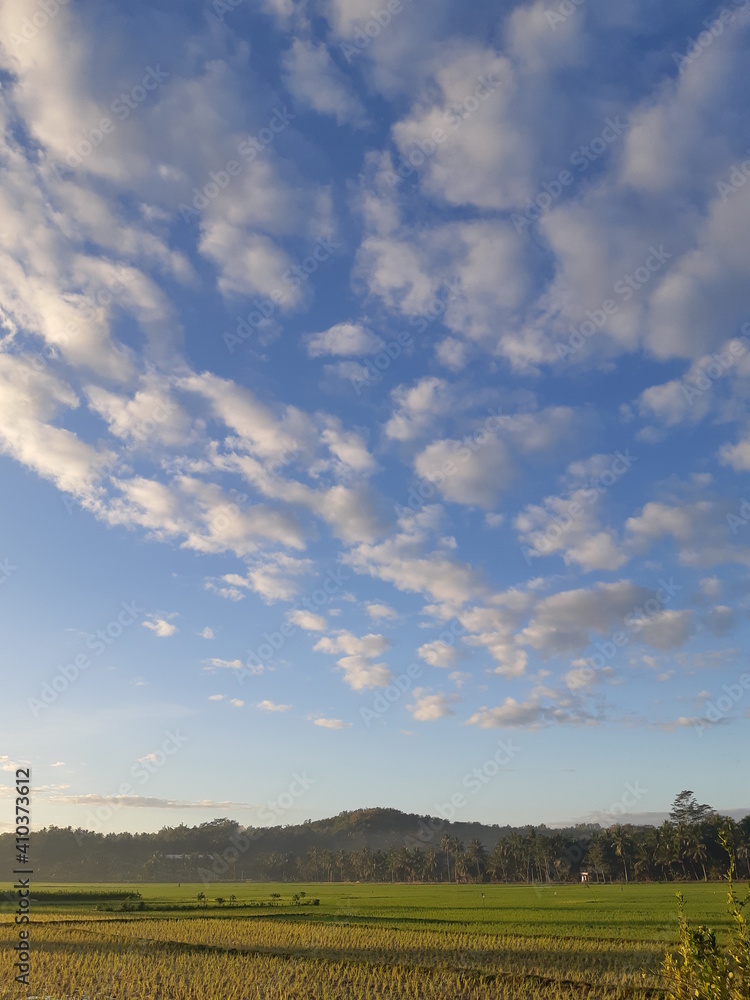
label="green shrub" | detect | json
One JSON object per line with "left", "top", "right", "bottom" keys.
{"left": 662, "top": 844, "right": 749, "bottom": 1000}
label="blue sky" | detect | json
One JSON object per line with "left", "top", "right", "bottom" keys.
{"left": 1, "top": 0, "right": 749, "bottom": 835}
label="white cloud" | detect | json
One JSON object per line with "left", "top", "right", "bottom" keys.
{"left": 181, "top": 372, "right": 305, "bottom": 463}
{"left": 0, "top": 355, "right": 114, "bottom": 501}
{"left": 385, "top": 377, "right": 452, "bottom": 441}
{"left": 414, "top": 436, "right": 513, "bottom": 509}
{"left": 514, "top": 455, "right": 629, "bottom": 572}
{"left": 625, "top": 490, "right": 750, "bottom": 567}
{"left": 519, "top": 581, "right": 653, "bottom": 657}
{"left": 288, "top": 609, "right": 327, "bottom": 631}
{"left": 407, "top": 688, "right": 459, "bottom": 721}
{"left": 313, "top": 717, "right": 352, "bottom": 730}
{"left": 306, "top": 321, "right": 385, "bottom": 357}
{"left": 414, "top": 407, "right": 581, "bottom": 510}
{"left": 319, "top": 420, "right": 377, "bottom": 476}
{"left": 564, "top": 665, "right": 610, "bottom": 691}
{"left": 467, "top": 693, "right": 595, "bottom": 729}
{"left": 142, "top": 613, "right": 178, "bottom": 638}
{"left": 638, "top": 609, "right": 692, "bottom": 650}
{"left": 282, "top": 39, "right": 365, "bottom": 125}
{"left": 391, "top": 48, "right": 522, "bottom": 210}
{"left": 313, "top": 630, "right": 392, "bottom": 690}
{"left": 256, "top": 700, "right": 291, "bottom": 712}
{"left": 345, "top": 507, "right": 485, "bottom": 608}
{"left": 85, "top": 375, "right": 194, "bottom": 448}
{"left": 54, "top": 793, "right": 256, "bottom": 810}
{"left": 417, "top": 639, "right": 459, "bottom": 668}
{"left": 366, "top": 602, "right": 398, "bottom": 620}
{"left": 358, "top": 221, "right": 529, "bottom": 355}
{"left": 199, "top": 626, "right": 215, "bottom": 639}
{"left": 203, "top": 658, "right": 245, "bottom": 673}
{"left": 215, "top": 556, "right": 314, "bottom": 604}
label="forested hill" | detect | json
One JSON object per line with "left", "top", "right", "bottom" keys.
{"left": 0, "top": 807, "right": 524, "bottom": 882}
{"left": 2, "top": 796, "right": 748, "bottom": 884}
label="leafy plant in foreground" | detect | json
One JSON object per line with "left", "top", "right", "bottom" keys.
{"left": 661, "top": 837, "right": 749, "bottom": 999}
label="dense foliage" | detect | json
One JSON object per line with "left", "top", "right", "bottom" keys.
{"left": 2, "top": 793, "right": 747, "bottom": 885}
{"left": 661, "top": 844, "right": 750, "bottom": 1000}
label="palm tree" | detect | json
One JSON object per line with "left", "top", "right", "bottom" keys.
{"left": 507, "top": 833, "right": 525, "bottom": 882}
{"left": 423, "top": 846, "right": 438, "bottom": 882}
{"left": 306, "top": 846, "right": 319, "bottom": 880}
{"left": 633, "top": 828, "right": 657, "bottom": 881}
{"left": 320, "top": 849, "right": 334, "bottom": 882}
{"left": 487, "top": 840, "right": 508, "bottom": 882}
{"left": 465, "top": 838, "right": 487, "bottom": 882}
{"left": 440, "top": 834, "right": 452, "bottom": 883}
{"left": 335, "top": 849, "right": 348, "bottom": 881}
{"left": 386, "top": 846, "right": 400, "bottom": 883}
{"left": 689, "top": 830, "right": 709, "bottom": 882}
{"left": 609, "top": 825, "right": 631, "bottom": 882}
{"left": 452, "top": 838, "right": 466, "bottom": 883}
{"left": 397, "top": 846, "right": 413, "bottom": 882}
{"left": 587, "top": 832, "right": 608, "bottom": 883}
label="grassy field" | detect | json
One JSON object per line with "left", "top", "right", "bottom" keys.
{"left": 0, "top": 881, "right": 741, "bottom": 998}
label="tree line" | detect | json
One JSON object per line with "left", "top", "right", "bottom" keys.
{"left": 1, "top": 792, "right": 747, "bottom": 884}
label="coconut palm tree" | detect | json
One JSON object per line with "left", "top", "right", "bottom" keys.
{"left": 465, "top": 838, "right": 487, "bottom": 882}
{"left": 440, "top": 834, "right": 452, "bottom": 883}
{"left": 609, "top": 825, "right": 631, "bottom": 882}
{"left": 487, "top": 840, "right": 509, "bottom": 882}
{"left": 452, "top": 838, "right": 466, "bottom": 883}
{"left": 423, "top": 846, "right": 438, "bottom": 882}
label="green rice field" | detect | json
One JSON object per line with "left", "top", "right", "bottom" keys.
{"left": 0, "top": 881, "right": 742, "bottom": 998}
